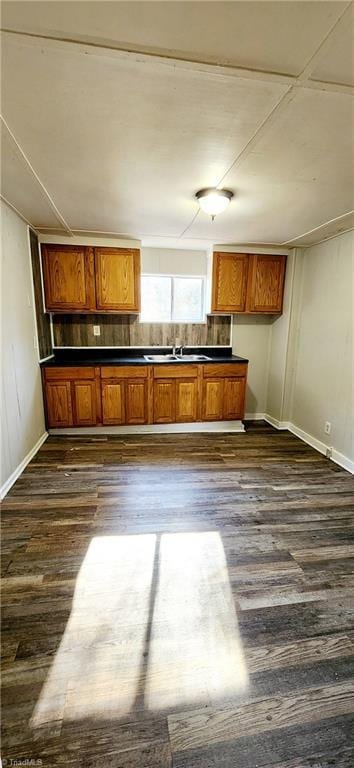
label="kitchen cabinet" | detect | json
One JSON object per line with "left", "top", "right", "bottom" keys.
{"left": 43, "top": 367, "right": 99, "bottom": 427}
{"left": 202, "top": 364, "right": 247, "bottom": 420}
{"left": 212, "top": 252, "right": 249, "bottom": 312}
{"left": 41, "top": 244, "right": 140, "bottom": 314}
{"left": 42, "top": 361, "right": 248, "bottom": 428}
{"left": 42, "top": 245, "right": 96, "bottom": 312}
{"left": 152, "top": 365, "right": 199, "bottom": 423}
{"left": 95, "top": 247, "right": 140, "bottom": 312}
{"left": 247, "top": 254, "right": 286, "bottom": 313}
{"left": 44, "top": 381, "right": 73, "bottom": 427}
{"left": 101, "top": 366, "right": 148, "bottom": 425}
{"left": 211, "top": 252, "right": 286, "bottom": 314}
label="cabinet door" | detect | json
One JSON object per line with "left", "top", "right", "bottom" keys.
{"left": 125, "top": 381, "right": 147, "bottom": 424}
{"left": 42, "top": 245, "right": 95, "bottom": 311}
{"left": 223, "top": 378, "right": 246, "bottom": 419}
{"left": 175, "top": 380, "right": 197, "bottom": 423}
{"left": 72, "top": 380, "right": 97, "bottom": 426}
{"left": 211, "top": 252, "right": 249, "bottom": 312}
{"left": 102, "top": 382, "right": 125, "bottom": 425}
{"left": 153, "top": 380, "right": 175, "bottom": 423}
{"left": 95, "top": 248, "right": 140, "bottom": 312}
{"left": 45, "top": 381, "right": 73, "bottom": 427}
{"left": 247, "top": 255, "right": 286, "bottom": 313}
{"left": 201, "top": 379, "right": 224, "bottom": 421}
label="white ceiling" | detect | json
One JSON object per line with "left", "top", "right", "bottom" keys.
{"left": 1, "top": 1, "right": 353, "bottom": 247}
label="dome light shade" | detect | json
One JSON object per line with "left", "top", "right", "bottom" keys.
{"left": 196, "top": 188, "right": 233, "bottom": 219}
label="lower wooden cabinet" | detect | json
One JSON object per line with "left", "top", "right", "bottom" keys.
{"left": 202, "top": 364, "right": 247, "bottom": 421}
{"left": 101, "top": 382, "right": 124, "bottom": 425}
{"left": 43, "top": 362, "right": 248, "bottom": 428}
{"left": 202, "top": 379, "right": 224, "bottom": 421}
{"left": 43, "top": 368, "right": 98, "bottom": 427}
{"left": 101, "top": 376, "right": 148, "bottom": 425}
{"left": 45, "top": 381, "right": 73, "bottom": 427}
{"left": 175, "top": 380, "right": 198, "bottom": 423}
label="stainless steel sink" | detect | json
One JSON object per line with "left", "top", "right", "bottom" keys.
{"left": 175, "top": 354, "right": 211, "bottom": 361}
{"left": 144, "top": 354, "right": 179, "bottom": 362}
{"left": 144, "top": 354, "right": 211, "bottom": 362}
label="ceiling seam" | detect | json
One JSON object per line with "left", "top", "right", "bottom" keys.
{"left": 0, "top": 115, "right": 72, "bottom": 234}
{"left": 1, "top": 28, "right": 352, "bottom": 95}
{"left": 180, "top": 2, "right": 353, "bottom": 241}
{"left": 281, "top": 210, "right": 354, "bottom": 245}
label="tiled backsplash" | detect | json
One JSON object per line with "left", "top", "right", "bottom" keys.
{"left": 53, "top": 314, "right": 231, "bottom": 347}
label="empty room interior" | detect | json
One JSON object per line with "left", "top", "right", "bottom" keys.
{"left": 1, "top": 1, "right": 354, "bottom": 766}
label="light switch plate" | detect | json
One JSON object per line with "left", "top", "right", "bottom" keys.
{"left": 93, "top": 325, "right": 101, "bottom": 336}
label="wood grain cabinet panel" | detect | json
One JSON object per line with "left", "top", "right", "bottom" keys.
{"left": 223, "top": 378, "right": 246, "bottom": 419}
{"left": 153, "top": 381, "right": 175, "bottom": 423}
{"left": 101, "top": 382, "right": 125, "bottom": 425}
{"left": 211, "top": 251, "right": 286, "bottom": 314}
{"left": 95, "top": 248, "right": 140, "bottom": 312}
{"left": 211, "top": 252, "right": 249, "bottom": 312}
{"left": 45, "top": 381, "right": 73, "bottom": 428}
{"left": 246, "top": 254, "right": 286, "bottom": 313}
{"left": 72, "top": 381, "right": 97, "bottom": 426}
{"left": 125, "top": 381, "right": 148, "bottom": 424}
{"left": 42, "top": 245, "right": 95, "bottom": 312}
{"left": 202, "top": 379, "right": 224, "bottom": 421}
{"left": 175, "top": 380, "right": 198, "bottom": 423}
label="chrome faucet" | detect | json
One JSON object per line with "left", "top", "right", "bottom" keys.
{"left": 176, "top": 344, "right": 184, "bottom": 358}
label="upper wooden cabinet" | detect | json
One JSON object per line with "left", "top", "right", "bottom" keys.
{"left": 212, "top": 252, "right": 249, "bottom": 312}
{"left": 247, "top": 254, "right": 286, "bottom": 313}
{"left": 41, "top": 244, "right": 140, "bottom": 313}
{"left": 95, "top": 247, "right": 140, "bottom": 312}
{"left": 211, "top": 252, "right": 286, "bottom": 314}
{"left": 42, "top": 245, "right": 96, "bottom": 312}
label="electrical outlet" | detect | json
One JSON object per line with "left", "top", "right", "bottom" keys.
{"left": 325, "top": 421, "right": 331, "bottom": 435}
{"left": 93, "top": 325, "right": 101, "bottom": 336}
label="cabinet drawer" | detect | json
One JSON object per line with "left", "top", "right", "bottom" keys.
{"left": 202, "top": 363, "right": 247, "bottom": 378}
{"left": 153, "top": 364, "right": 198, "bottom": 379}
{"left": 44, "top": 367, "right": 95, "bottom": 380}
{"left": 101, "top": 366, "right": 148, "bottom": 379}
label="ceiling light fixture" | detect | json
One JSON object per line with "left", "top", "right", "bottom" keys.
{"left": 196, "top": 188, "right": 233, "bottom": 220}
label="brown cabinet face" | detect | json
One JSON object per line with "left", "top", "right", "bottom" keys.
{"left": 153, "top": 380, "right": 175, "bottom": 423}
{"left": 223, "top": 378, "right": 246, "bottom": 419}
{"left": 95, "top": 248, "right": 140, "bottom": 312}
{"left": 247, "top": 255, "right": 286, "bottom": 313}
{"left": 125, "top": 381, "right": 147, "bottom": 424}
{"left": 102, "top": 382, "right": 125, "bottom": 425}
{"left": 212, "top": 252, "right": 249, "bottom": 312}
{"left": 202, "top": 379, "right": 224, "bottom": 421}
{"left": 175, "top": 380, "right": 198, "bottom": 423}
{"left": 42, "top": 245, "right": 95, "bottom": 311}
{"left": 72, "top": 381, "right": 97, "bottom": 426}
{"left": 45, "top": 381, "right": 73, "bottom": 427}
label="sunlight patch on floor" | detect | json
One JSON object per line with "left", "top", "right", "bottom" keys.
{"left": 31, "top": 532, "right": 248, "bottom": 726}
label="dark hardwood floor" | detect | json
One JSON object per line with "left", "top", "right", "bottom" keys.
{"left": 1, "top": 421, "right": 354, "bottom": 767}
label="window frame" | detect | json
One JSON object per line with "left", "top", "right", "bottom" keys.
{"left": 140, "top": 273, "right": 206, "bottom": 324}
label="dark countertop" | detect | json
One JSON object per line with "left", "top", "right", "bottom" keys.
{"left": 40, "top": 347, "right": 249, "bottom": 367}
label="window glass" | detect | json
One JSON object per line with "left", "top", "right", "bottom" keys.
{"left": 140, "top": 275, "right": 172, "bottom": 322}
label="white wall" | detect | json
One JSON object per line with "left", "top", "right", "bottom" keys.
{"left": 290, "top": 233, "right": 353, "bottom": 462}
{"left": 142, "top": 247, "right": 207, "bottom": 276}
{"left": 232, "top": 316, "right": 272, "bottom": 415}
{"left": 266, "top": 232, "right": 353, "bottom": 467}
{"left": 1, "top": 201, "right": 46, "bottom": 496}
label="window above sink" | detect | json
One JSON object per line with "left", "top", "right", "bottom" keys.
{"left": 140, "top": 274, "right": 205, "bottom": 324}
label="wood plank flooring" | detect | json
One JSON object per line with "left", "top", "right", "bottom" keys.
{"left": 1, "top": 421, "right": 354, "bottom": 767}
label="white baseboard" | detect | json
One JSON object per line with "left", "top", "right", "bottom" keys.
{"left": 264, "top": 414, "right": 289, "bottom": 430}
{"left": 49, "top": 420, "right": 245, "bottom": 436}
{"left": 264, "top": 415, "right": 354, "bottom": 475}
{"left": 244, "top": 412, "right": 266, "bottom": 421}
{"left": 1, "top": 432, "right": 48, "bottom": 500}
{"left": 331, "top": 448, "right": 354, "bottom": 474}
